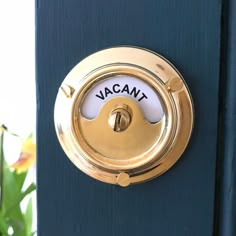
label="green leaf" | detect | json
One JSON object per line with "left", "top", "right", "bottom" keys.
{"left": 24, "top": 198, "right": 33, "bottom": 236}
{"left": 27, "top": 133, "right": 34, "bottom": 140}
{"left": 0, "top": 130, "right": 4, "bottom": 210}
{"left": 5, "top": 183, "right": 36, "bottom": 216}
{"left": 0, "top": 131, "right": 36, "bottom": 236}
{"left": 1, "top": 164, "right": 19, "bottom": 214}
{"left": 14, "top": 171, "right": 27, "bottom": 192}
{"left": 21, "top": 184, "right": 36, "bottom": 201}
{"left": 0, "top": 212, "right": 9, "bottom": 235}
{"left": 1, "top": 205, "right": 26, "bottom": 236}
{"left": 1, "top": 134, "right": 31, "bottom": 214}
{"left": 8, "top": 211, "right": 26, "bottom": 236}
{"left": 2, "top": 178, "right": 28, "bottom": 235}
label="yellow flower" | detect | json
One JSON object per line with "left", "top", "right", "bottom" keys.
{"left": 10, "top": 137, "right": 36, "bottom": 174}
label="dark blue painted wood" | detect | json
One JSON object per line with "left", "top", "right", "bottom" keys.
{"left": 36, "top": 1, "right": 222, "bottom": 235}
{"left": 214, "top": 0, "right": 236, "bottom": 235}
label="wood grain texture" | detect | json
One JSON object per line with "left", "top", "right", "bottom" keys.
{"left": 214, "top": 0, "right": 236, "bottom": 235}
{"left": 36, "top": 0, "right": 222, "bottom": 235}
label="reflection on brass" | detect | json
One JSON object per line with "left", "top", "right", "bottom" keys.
{"left": 165, "top": 77, "right": 183, "bottom": 92}
{"left": 78, "top": 97, "right": 164, "bottom": 165}
{"left": 108, "top": 105, "right": 132, "bottom": 132}
{"left": 60, "top": 84, "right": 75, "bottom": 98}
{"left": 54, "top": 46, "right": 194, "bottom": 186}
{"left": 117, "top": 172, "right": 130, "bottom": 187}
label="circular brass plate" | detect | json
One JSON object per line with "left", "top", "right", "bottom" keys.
{"left": 54, "top": 46, "right": 194, "bottom": 186}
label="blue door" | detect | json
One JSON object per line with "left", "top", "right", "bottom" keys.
{"left": 36, "top": 0, "right": 236, "bottom": 235}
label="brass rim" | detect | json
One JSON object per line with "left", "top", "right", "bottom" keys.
{"left": 54, "top": 46, "right": 194, "bottom": 186}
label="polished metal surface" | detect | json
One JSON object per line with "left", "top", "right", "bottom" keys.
{"left": 54, "top": 46, "right": 194, "bottom": 186}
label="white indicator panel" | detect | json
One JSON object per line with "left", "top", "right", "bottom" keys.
{"left": 81, "top": 75, "right": 164, "bottom": 123}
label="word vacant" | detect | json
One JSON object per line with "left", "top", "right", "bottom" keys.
{"left": 95, "top": 84, "right": 148, "bottom": 102}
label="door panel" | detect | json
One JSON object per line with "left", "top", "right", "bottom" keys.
{"left": 36, "top": 1, "right": 222, "bottom": 235}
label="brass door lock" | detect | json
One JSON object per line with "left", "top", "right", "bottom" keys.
{"left": 54, "top": 46, "right": 194, "bottom": 186}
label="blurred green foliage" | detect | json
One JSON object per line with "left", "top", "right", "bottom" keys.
{"left": 0, "top": 128, "right": 36, "bottom": 236}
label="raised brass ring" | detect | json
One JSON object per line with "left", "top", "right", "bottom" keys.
{"left": 54, "top": 46, "right": 194, "bottom": 186}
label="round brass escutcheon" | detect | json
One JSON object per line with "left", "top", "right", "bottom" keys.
{"left": 54, "top": 46, "right": 194, "bottom": 186}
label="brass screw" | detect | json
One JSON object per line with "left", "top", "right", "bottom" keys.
{"left": 117, "top": 172, "right": 130, "bottom": 187}
{"left": 60, "top": 84, "right": 75, "bottom": 98}
{"left": 108, "top": 105, "right": 132, "bottom": 132}
{"left": 166, "top": 77, "right": 183, "bottom": 92}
